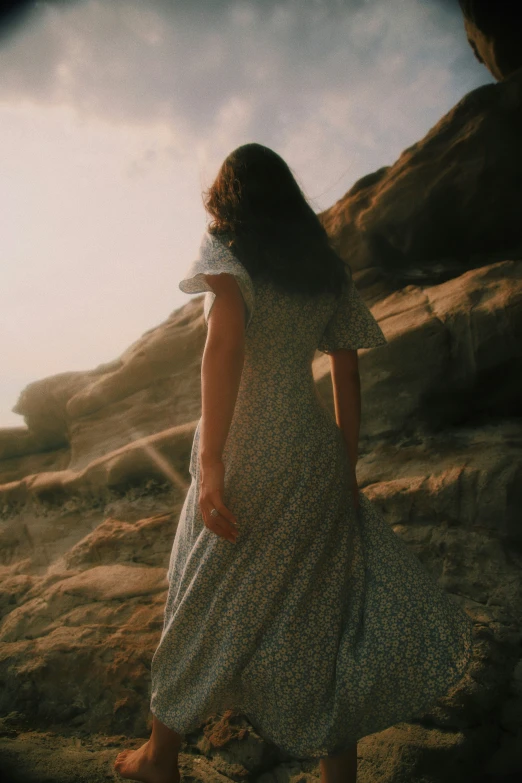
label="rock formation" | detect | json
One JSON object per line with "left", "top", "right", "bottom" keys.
{"left": 459, "top": 0, "right": 522, "bottom": 81}
{"left": 1, "top": 73, "right": 521, "bottom": 783}
{"left": 320, "top": 67, "right": 522, "bottom": 284}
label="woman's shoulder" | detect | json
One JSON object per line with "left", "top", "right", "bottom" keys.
{"left": 198, "top": 230, "right": 243, "bottom": 271}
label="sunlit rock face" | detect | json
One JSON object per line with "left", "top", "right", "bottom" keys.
{"left": 320, "top": 69, "right": 522, "bottom": 285}
{"left": 0, "top": 298, "right": 206, "bottom": 489}
{"left": 1, "top": 61, "right": 522, "bottom": 783}
{"left": 459, "top": 0, "right": 522, "bottom": 81}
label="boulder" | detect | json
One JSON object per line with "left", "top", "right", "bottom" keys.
{"left": 459, "top": 0, "right": 522, "bottom": 81}
{"left": 320, "top": 69, "right": 522, "bottom": 283}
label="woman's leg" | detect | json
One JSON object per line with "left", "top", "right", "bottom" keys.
{"left": 148, "top": 715, "right": 185, "bottom": 759}
{"left": 113, "top": 715, "right": 184, "bottom": 782}
{"left": 319, "top": 741, "right": 358, "bottom": 783}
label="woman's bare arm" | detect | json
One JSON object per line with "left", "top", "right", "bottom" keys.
{"left": 329, "top": 349, "right": 361, "bottom": 474}
{"left": 199, "top": 272, "right": 246, "bottom": 470}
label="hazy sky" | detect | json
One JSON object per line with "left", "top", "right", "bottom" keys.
{"left": 1, "top": 0, "right": 494, "bottom": 428}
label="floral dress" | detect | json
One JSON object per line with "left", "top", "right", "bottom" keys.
{"left": 149, "top": 230, "right": 474, "bottom": 759}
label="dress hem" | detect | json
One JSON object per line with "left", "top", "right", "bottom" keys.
{"left": 148, "top": 616, "right": 475, "bottom": 760}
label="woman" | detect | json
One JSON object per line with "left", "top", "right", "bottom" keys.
{"left": 114, "top": 143, "right": 474, "bottom": 783}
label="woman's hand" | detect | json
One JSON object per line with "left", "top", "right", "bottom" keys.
{"left": 199, "top": 459, "right": 240, "bottom": 544}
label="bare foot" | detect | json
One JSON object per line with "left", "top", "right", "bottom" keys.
{"left": 113, "top": 739, "right": 180, "bottom": 783}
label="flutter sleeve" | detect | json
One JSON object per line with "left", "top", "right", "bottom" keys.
{"left": 179, "top": 231, "right": 255, "bottom": 329}
{"left": 317, "top": 273, "right": 387, "bottom": 353}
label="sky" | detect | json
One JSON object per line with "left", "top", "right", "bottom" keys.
{"left": 0, "top": 0, "right": 494, "bottom": 429}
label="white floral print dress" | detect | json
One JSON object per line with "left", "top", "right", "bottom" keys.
{"left": 149, "top": 230, "right": 474, "bottom": 759}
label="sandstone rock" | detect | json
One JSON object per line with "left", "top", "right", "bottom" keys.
{"left": 320, "top": 69, "right": 522, "bottom": 282}
{"left": 0, "top": 425, "right": 71, "bottom": 489}
{"left": 316, "top": 260, "right": 522, "bottom": 440}
{"left": 0, "top": 443, "right": 70, "bottom": 488}
{"left": 459, "top": 0, "right": 522, "bottom": 81}
{"left": 0, "top": 425, "right": 69, "bottom": 464}
{"left": 0, "top": 421, "right": 194, "bottom": 512}
{"left": 4, "top": 299, "right": 205, "bottom": 482}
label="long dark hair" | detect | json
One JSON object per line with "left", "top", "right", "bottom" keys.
{"left": 202, "top": 143, "right": 351, "bottom": 298}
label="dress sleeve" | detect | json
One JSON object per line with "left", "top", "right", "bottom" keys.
{"left": 179, "top": 231, "right": 255, "bottom": 329}
{"left": 317, "top": 275, "right": 387, "bottom": 353}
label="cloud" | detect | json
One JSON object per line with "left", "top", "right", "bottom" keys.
{"left": 0, "top": 0, "right": 489, "bottom": 198}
